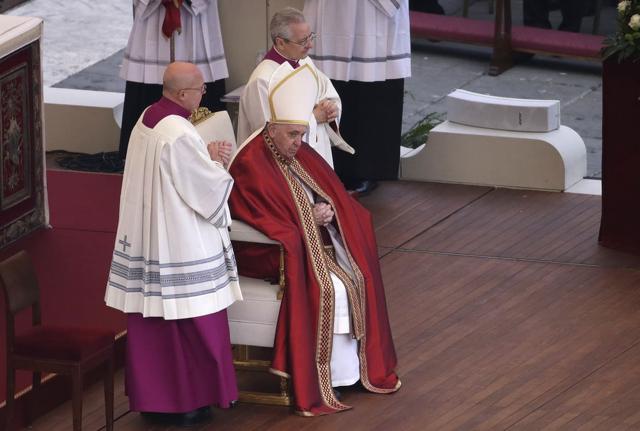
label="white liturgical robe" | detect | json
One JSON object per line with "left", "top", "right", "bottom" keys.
{"left": 105, "top": 114, "right": 242, "bottom": 320}
{"left": 295, "top": 174, "right": 360, "bottom": 387}
{"left": 120, "top": 0, "right": 228, "bottom": 84}
{"left": 304, "top": 0, "right": 411, "bottom": 82}
{"left": 237, "top": 56, "right": 341, "bottom": 167}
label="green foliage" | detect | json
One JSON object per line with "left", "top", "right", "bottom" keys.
{"left": 401, "top": 112, "right": 444, "bottom": 149}
{"left": 603, "top": 0, "right": 640, "bottom": 62}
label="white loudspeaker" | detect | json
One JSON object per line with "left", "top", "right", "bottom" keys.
{"left": 446, "top": 89, "right": 560, "bottom": 133}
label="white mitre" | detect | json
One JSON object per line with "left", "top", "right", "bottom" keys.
{"left": 267, "top": 62, "right": 319, "bottom": 126}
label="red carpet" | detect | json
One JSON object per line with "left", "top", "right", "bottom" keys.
{"left": 0, "top": 170, "right": 125, "bottom": 407}
{"left": 46, "top": 170, "right": 122, "bottom": 232}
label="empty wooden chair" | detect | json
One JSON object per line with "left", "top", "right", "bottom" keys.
{"left": 0, "top": 250, "right": 115, "bottom": 431}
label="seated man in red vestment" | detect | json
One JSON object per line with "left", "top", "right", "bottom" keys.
{"left": 228, "top": 61, "right": 401, "bottom": 416}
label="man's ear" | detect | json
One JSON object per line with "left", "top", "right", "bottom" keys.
{"left": 273, "top": 37, "right": 284, "bottom": 51}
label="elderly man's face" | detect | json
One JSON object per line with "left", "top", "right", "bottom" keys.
{"left": 279, "top": 22, "right": 313, "bottom": 60}
{"left": 268, "top": 123, "right": 307, "bottom": 160}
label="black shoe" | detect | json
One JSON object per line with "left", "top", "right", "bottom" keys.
{"left": 141, "top": 411, "right": 173, "bottom": 424}
{"left": 141, "top": 406, "right": 212, "bottom": 427}
{"left": 333, "top": 388, "right": 342, "bottom": 401}
{"left": 352, "top": 180, "right": 378, "bottom": 197}
{"left": 175, "top": 406, "right": 212, "bottom": 427}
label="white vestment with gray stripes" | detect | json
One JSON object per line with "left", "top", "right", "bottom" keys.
{"left": 105, "top": 114, "right": 242, "bottom": 320}
{"left": 304, "top": 0, "right": 411, "bottom": 82}
{"left": 120, "top": 0, "right": 228, "bottom": 85}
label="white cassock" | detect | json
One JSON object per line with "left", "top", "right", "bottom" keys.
{"left": 120, "top": 0, "right": 228, "bottom": 84}
{"left": 303, "top": 0, "right": 411, "bottom": 82}
{"left": 237, "top": 55, "right": 341, "bottom": 167}
{"left": 296, "top": 176, "right": 360, "bottom": 387}
{"left": 105, "top": 114, "right": 242, "bottom": 320}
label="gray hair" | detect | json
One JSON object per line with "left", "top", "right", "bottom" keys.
{"left": 270, "top": 7, "right": 306, "bottom": 43}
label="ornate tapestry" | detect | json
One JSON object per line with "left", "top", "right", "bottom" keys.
{"left": 0, "top": 41, "right": 46, "bottom": 247}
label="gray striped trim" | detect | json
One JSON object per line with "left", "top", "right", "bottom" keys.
{"left": 112, "top": 244, "right": 233, "bottom": 269}
{"left": 110, "top": 261, "right": 161, "bottom": 284}
{"left": 123, "top": 53, "right": 226, "bottom": 66}
{"left": 206, "top": 179, "right": 233, "bottom": 223}
{"left": 391, "top": 0, "right": 400, "bottom": 8}
{"left": 309, "top": 52, "right": 411, "bottom": 64}
{"left": 225, "top": 255, "right": 237, "bottom": 269}
{"left": 108, "top": 280, "right": 161, "bottom": 297}
{"left": 159, "top": 263, "right": 232, "bottom": 287}
{"left": 163, "top": 276, "right": 238, "bottom": 299}
{"left": 213, "top": 210, "right": 227, "bottom": 228}
{"left": 113, "top": 250, "right": 157, "bottom": 264}
{"left": 109, "top": 251, "right": 238, "bottom": 289}
{"left": 108, "top": 276, "right": 238, "bottom": 299}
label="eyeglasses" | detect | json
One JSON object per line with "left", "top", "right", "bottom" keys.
{"left": 282, "top": 32, "right": 316, "bottom": 46}
{"left": 180, "top": 84, "right": 207, "bottom": 95}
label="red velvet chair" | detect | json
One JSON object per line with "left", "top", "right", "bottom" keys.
{"left": 0, "top": 250, "right": 114, "bottom": 431}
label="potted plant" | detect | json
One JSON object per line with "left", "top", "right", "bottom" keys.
{"left": 603, "top": 0, "right": 640, "bottom": 62}
{"left": 599, "top": 1, "right": 640, "bottom": 254}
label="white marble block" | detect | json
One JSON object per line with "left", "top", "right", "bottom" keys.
{"left": 446, "top": 89, "right": 560, "bottom": 132}
{"left": 400, "top": 121, "right": 587, "bottom": 192}
{"left": 44, "top": 88, "right": 123, "bottom": 154}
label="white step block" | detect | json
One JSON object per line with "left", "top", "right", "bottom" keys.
{"left": 446, "top": 89, "right": 560, "bottom": 132}
{"left": 44, "top": 87, "right": 123, "bottom": 154}
{"left": 400, "top": 121, "right": 586, "bottom": 192}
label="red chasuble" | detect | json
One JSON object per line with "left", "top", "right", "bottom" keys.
{"left": 229, "top": 130, "right": 400, "bottom": 416}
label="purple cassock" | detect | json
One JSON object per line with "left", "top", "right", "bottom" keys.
{"left": 263, "top": 46, "right": 300, "bottom": 69}
{"left": 124, "top": 97, "right": 238, "bottom": 413}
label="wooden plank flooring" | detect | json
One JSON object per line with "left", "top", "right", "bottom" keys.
{"left": 25, "top": 181, "right": 640, "bottom": 431}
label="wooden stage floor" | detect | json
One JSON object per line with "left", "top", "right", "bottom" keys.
{"left": 25, "top": 181, "right": 640, "bottom": 431}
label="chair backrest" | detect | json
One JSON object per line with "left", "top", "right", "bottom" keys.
{"left": 0, "top": 250, "right": 40, "bottom": 317}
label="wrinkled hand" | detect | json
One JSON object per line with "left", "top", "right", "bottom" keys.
{"left": 313, "top": 202, "right": 334, "bottom": 226}
{"left": 207, "top": 140, "right": 233, "bottom": 168}
{"left": 313, "top": 99, "right": 338, "bottom": 124}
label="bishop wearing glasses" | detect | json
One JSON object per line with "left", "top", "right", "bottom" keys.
{"left": 237, "top": 7, "right": 350, "bottom": 168}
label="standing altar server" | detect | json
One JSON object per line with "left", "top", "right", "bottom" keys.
{"left": 119, "top": 0, "right": 229, "bottom": 160}
{"left": 304, "top": 0, "right": 411, "bottom": 194}
{"left": 105, "top": 62, "right": 241, "bottom": 427}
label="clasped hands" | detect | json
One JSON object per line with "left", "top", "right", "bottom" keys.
{"left": 313, "top": 98, "right": 338, "bottom": 124}
{"left": 313, "top": 202, "right": 334, "bottom": 227}
{"left": 207, "top": 140, "right": 233, "bottom": 168}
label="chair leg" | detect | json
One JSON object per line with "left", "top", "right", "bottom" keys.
{"left": 104, "top": 357, "right": 114, "bottom": 431}
{"left": 592, "top": 0, "right": 602, "bottom": 34}
{"left": 71, "top": 370, "right": 83, "bottom": 431}
{"left": 27, "top": 371, "right": 42, "bottom": 425}
{"left": 462, "top": 0, "right": 470, "bottom": 17}
{"left": 5, "top": 366, "right": 15, "bottom": 431}
{"left": 489, "top": 0, "right": 514, "bottom": 76}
